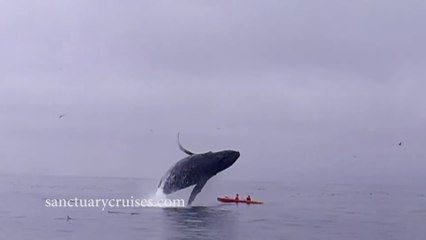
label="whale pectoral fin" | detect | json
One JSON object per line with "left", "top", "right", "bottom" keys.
{"left": 188, "top": 177, "right": 209, "bottom": 205}
{"left": 178, "top": 133, "right": 195, "bottom": 156}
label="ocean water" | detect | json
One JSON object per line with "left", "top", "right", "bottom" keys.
{"left": 0, "top": 174, "right": 425, "bottom": 240}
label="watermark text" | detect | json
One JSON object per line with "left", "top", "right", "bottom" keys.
{"left": 45, "top": 196, "right": 185, "bottom": 211}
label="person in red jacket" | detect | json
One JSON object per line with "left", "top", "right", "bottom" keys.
{"left": 246, "top": 195, "right": 251, "bottom": 201}
{"left": 235, "top": 194, "right": 239, "bottom": 201}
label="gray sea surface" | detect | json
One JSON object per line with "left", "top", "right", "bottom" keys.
{"left": 0, "top": 174, "right": 425, "bottom": 239}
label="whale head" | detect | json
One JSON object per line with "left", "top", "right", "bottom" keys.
{"left": 213, "top": 150, "right": 240, "bottom": 173}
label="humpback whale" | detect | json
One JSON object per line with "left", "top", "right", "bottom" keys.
{"left": 158, "top": 134, "right": 240, "bottom": 205}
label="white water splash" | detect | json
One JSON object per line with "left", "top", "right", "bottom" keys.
{"left": 153, "top": 187, "right": 167, "bottom": 201}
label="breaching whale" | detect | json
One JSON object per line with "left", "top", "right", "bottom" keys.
{"left": 158, "top": 134, "right": 240, "bottom": 205}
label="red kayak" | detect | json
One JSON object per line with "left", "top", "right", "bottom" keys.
{"left": 217, "top": 197, "right": 263, "bottom": 204}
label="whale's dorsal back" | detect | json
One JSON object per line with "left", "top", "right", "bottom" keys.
{"left": 177, "top": 133, "right": 195, "bottom": 156}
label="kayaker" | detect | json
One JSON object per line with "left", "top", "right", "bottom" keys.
{"left": 246, "top": 195, "right": 251, "bottom": 201}
{"left": 235, "top": 194, "right": 239, "bottom": 201}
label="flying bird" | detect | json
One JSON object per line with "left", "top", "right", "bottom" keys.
{"left": 398, "top": 142, "right": 402, "bottom": 146}
{"left": 59, "top": 114, "right": 65, "bottom": 119}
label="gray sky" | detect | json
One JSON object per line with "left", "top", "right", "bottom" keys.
{"left": 1, "top": 0, "right": 425, "bottom": 184}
